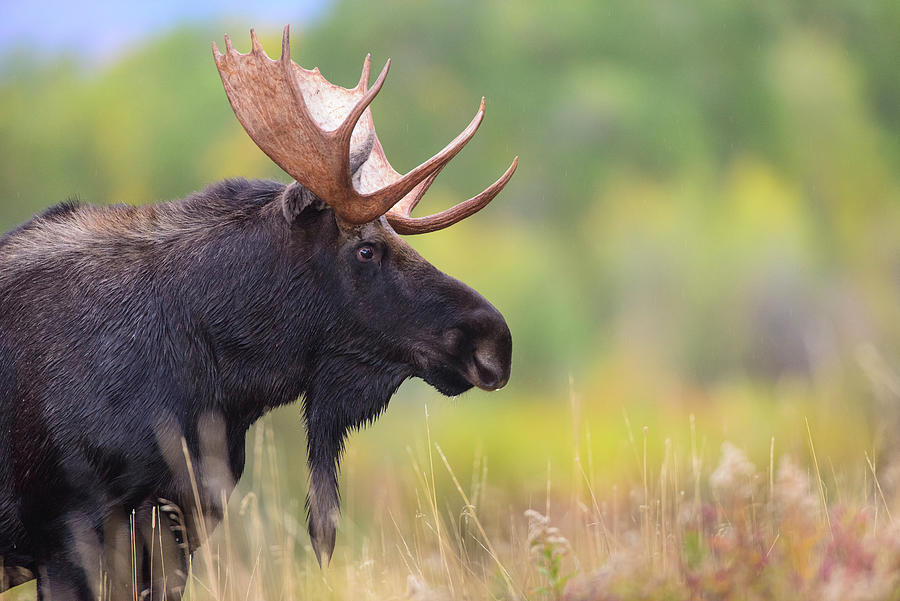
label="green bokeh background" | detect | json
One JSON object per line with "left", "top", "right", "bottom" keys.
{"left": 4, "top": 0, "right": 899, "bottom": 395}
{"left": 2, "top": 0, "right": 900, "bottom": 572}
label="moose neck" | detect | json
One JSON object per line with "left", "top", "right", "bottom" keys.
{"left": 173, "top": 180, "right": 332, "bottom": 426}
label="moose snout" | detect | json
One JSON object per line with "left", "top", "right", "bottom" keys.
{"left": 471, "top": 343, "right": 511, "bottom": 390}
{"left": 451, "top": 306, "right": 512, "bottom": 391}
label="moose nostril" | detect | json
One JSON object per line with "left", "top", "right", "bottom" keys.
{"left": 472, "top": 348, "right": 507, "bottom": 390}
{"left": 448, "top": 305, "right": 512, "bottom": 391}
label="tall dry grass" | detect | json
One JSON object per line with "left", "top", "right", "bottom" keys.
{"left": 4, "top": 390, "right": 900, "bottom": 601}
{"left": 185, "top": 398, "right": 900, "bottom": 601}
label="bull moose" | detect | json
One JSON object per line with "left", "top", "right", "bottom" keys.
{"left": 0, "top": 27, "right": 515, "bottom": 600}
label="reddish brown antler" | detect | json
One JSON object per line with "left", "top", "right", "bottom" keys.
{"left": 213, "top": 26, "right": 517, "bottom": 231}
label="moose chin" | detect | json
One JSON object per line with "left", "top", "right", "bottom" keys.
{"left": 0, "top": 26, "right": 516, "bottom": 601}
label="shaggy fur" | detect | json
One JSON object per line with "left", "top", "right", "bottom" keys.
{"left": 0, "top": 179, "right": 511, "bottom": 600}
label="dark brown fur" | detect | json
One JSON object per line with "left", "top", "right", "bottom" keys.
{"left": 0, "top": 179, "right": 511, "bottom": 600}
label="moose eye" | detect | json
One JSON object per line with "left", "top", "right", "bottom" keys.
{"left": 356, "top": 244, "right": 377, "bottom": 263}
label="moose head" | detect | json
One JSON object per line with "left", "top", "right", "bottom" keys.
{"left": 213, "top": 27, "right": 516, "bottom": 564}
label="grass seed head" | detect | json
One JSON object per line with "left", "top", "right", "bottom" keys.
{"left": 710, "top": 442, "right": 757, "bottom": 504}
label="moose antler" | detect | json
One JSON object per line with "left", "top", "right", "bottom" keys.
{"left": 213, "top": 26, "right": 517, "bottom": 233}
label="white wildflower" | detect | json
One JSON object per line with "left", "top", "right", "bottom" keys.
{"left": 709, "top": 442, "right": 757, "bottom": 502}
{"left": 773, "top": 457, "right": 819, "bottom": 519}
{"left": 525, "top": 509, "right": 572, "bottom": 559}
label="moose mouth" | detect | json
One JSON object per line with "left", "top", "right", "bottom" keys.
{"left": 421, "top": 355, "right": 509, "bottom": 396}
{"left": 423, "top": 365, "right": 475, "bottom": 397}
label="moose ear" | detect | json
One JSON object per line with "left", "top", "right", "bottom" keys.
{"left": 281, "top": 182, "right": 328, "bottom": 223}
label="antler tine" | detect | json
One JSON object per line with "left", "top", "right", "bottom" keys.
{"left": 334, "top": 59, "right": 390, "bottom": 176}
{"left": 353, "top": 98, "right": 486, "bottom": 223}
{"left": 250, "top": 28, "right": 265, "bottom": 55}
{"left": 279, "top": 29, "right": 326, "bottom": 140}
{"left": 357, "top": 54, "right": 372, "bottom": 91}
{"left": 387, "top": 156, "right": 518, "bottom": 234}
{"left": 392, "top": 170, "right": 442, "bottom": 219}
{"left": 281, "top": 24, "right": 290, "bottom": 63}
{"left": 278, "top": 25, "right": 319, "bottom": 131}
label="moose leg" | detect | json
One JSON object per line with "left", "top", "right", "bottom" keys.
{"left": 35, "top": 511, "right": 103, "bottom": 601}
{"left": 36, "top": 552, "right": 94, "bottom": 601}
{"left": 38, "top": 504, "right": 191, "bottom": 601}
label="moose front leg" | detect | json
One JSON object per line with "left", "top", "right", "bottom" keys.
{"left": 38, "top": 504, "right": 192, "bottom": 601}
{"left": 36, "top": 553, "right": 94, "bottom": 601}
{"left": 34, "top": 510, "right": 106, "bottom": 601}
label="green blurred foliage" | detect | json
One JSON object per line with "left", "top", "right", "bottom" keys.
{"left": 4, "top": 4, "right": 900, "bottom": 591}
{"left": 1, "top": 0, "right": 899, "bottom": 400}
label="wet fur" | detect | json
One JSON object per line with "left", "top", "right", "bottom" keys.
{"left": 0, "top": 178, "right": 509, "bottom": 599}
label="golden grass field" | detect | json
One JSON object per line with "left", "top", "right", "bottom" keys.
{"left": 5, "top": 371, "right": 897, "bottom": 601}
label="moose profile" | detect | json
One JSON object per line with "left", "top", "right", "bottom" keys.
{"left": 0, "top": 27, "right": 516, "bottom": 600}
